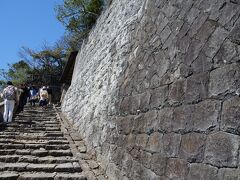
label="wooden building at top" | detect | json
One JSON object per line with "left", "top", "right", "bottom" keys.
{"left": 60, "top": 51, "right": 78, "bottom": 102}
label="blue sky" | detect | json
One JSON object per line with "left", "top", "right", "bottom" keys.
{"left": 0, "top": 0, "right": 65, "bottom": 70}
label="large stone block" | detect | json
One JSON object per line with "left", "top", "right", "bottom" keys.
{"left": 169, "top": 79, "right": 185, "bottom": 104}
{"left": 149, "top": 86, "right": 168, "bottom": 109}
{"left": 186, "top": 7, "right": 200, "bottom": 25}
{"left": 204, "top": 132, "right": 239, "bottom": 167}
{"left": 221, "top": 97, "right": 240, "bottom": 134}
{"left": 119, "top": 96, "right": 131, "bottom": 115}
{"left": 172, "top": 105, "right": 193, "bottom": 132}
{"left": 203, "top": 27, "right": 228, "bottom": 58}
{"left": 217, "top": 2, "right": 240, "bottom": 27}
{"left": 121, "top": 152, "right": 133, "bottom": 178}
{"left": 126, "top": 134, "right": 136, "bottom": 150}
{"left": 132, "top": 113, "right": 146, "bottom": 134}
{"left": 158, "top": 108, "right": 174, "bottom": 133}
{"left": 162, "top": 133, "right": 181, "bottom": 157}
{"left": 135, "top": 134, "right": 148, "bottom": 148}
{"left": 146, "top": 132, "right": 163, "bottom": 153}
{"left": 179, "top": 133, "right": 206, "bottom": 163}
{"left": 184, "top": 73, "right": 209, "bottom": 103}
{"left": 184, "top": 38, "right": 203, "bottom": 65}
{"left": 218, "top": 168, "right": 240, "bottom": 180}
{"left": 150, "top": 153, "right": 167, "bottom": 176}
{"left": 172, "top": 100, "right": 220, "bottom": 133}
{"left": 176, "top": 35, "right": 191, "bottom": 54}
{"left": 110, "top": 147, "right": 124, "bottom": 168}
{"left": 229, "top": 21, "right": 240, "bottom": 45}
{"left": 195, "top": 20, "right": 217, "bottom": 43}
{"left": 209, "top": 63, "right": 240, "bottom": 97}
{"left": 186, "top": 164, "right": 218, "bottom": 180}
{"left": 213, "top": 39, "right": 237, "bottom": 67}
{"left": 143, "top": 110, "right": 159, "bottom": 134}
{"left": 165, "top": 158, "right": 189, "bottom": 180}
{"left": 139, "top": 91, "right": 151, "bottom": 112}
{"left": 191, "top": 100, "right": 220, "bottom": 132}
{"left": 191, "top": 52, "right": 212, "bottom": 73}
{"left": 137, "top": 150, "right": 152, "bottom": 169}
{"left": 132, "top": 110, "right": 158, "bottom": 134}
{"left": 131, "top": 161, "right": 161, "bottom": 180}
{"left": 160, "top": 25, "right": 172, "bottom": 44}
{"left": 115, "top": 115, "right": 134, "bottom": 135}
{"left": 188, "top": 12, "right": 208, "bottom": 38}
{"left": 207, "top": 0, "right": 227, "bottom": 20}
{"left": 129, "top": 94, "right": 141, "bottom": 114}
{"left": 170, "top": 19, "right": 184, "bottom": 36}
{"left": 115, "top": 134, "right": 128, "bottom": 148}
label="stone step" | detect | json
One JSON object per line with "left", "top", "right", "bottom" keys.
{"left": 0, "top": 162, "right": 82, "bottom": 173}
{"left": 6, "top": 127, "right": 46, "bottom": 130}
{"left": 1, "top": 130, "right": 64, "bottom": 134}
{"left": 4, "top": 128, "right": 61, "bottom": 132}
{"left": 0, "top": 172, "right": 19, "bottom": 180}
{"left": 48, "top": 150, "right": 73, "bottom": 157}
{"left": 0, "top": 136, "right": 66, "bottom": 141}
{"left": 48, "top": 140, "right": 69, "bottom": 145}
{"left": 0, "top": 135, "right": 15, "bottom": 139}
{"left": 0, "top": 150, "right": 77, "bottom": 163}
{"left": 45, "top": 132, "right": 64, "bottom": 137}
{"left": 0, "top": 149, "right": 16, "bottom": 155}
{"left": 0, "top": 172, "right": 87, "bottom": 180}
{"left": 0, "top": 146, "right": 72, "bottom": 156}
{"left": 0, "top": 139, "right": 48, "bottom": 144}
{"left": 0, "top": 155, "right": 20, "bottom": 163}
{"left": 21, "top": 156, "right": 78, "bottom": 164}
{"left": 0, "top": 106, "right": 94, "bottom": 179}
{"left": 6, "top": 124, "right": 60, "bottom": 128}
{"left": 0, "top": 143, "right": 25, "bottom": 149}
{"left": 0, "top": 155, "right": 78, "bottom": 164}
{"left": 30, "top": 149, "right": 73, "bottom": 157}
{"left": 0, "top": 142, "right": 69, "bottom": 150}
{"left": 54, "top": 173, "right": 87, "bottom": 180}
{"left": 45, "top": 144, "right": 70, "bottom": 150}
{"left": 0, "top": 138, "right": 68, "bottom": 145}
{"left": 1, "top": 136, "right": 68, "bottom": 141}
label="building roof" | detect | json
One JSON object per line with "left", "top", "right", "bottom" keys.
{"left": 60, "top": 51, "right": 78, "bottom": 84}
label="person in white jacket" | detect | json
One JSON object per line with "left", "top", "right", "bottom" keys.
{"left": 1, "top": 81, "right": 18, "bottom": 123}
{"left": 39, "top": 86, "right": 48, "bottom": 109}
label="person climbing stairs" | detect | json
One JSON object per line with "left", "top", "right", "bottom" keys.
{"left": 0, "top": 105, "right": 105, "bottom": 180}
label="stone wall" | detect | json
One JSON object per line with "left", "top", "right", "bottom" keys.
{"left": 62, "top": 0, "right": 240, "bottom": 179}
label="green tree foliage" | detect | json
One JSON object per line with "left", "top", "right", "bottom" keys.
{"left": 55, "top": 0, "right": 103, "bottom": 50}
{"left": 18, "top": 43, "right": 67, "bottom": 85}
{"left": 0, "top": 60, "right": 31, "bottom": 85}
{"left": 20, "top": 46, "right": 66, "bottom": 75}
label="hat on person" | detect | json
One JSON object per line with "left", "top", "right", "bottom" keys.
{"left": 7, "top": 81, "right": 13, "bottom": 85}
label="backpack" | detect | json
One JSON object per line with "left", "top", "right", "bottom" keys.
{"left": 3, "top": 86, "right": 16, "bottom": 100}
{"left": 41, "top": 90, "right": 48, "bottom": 99}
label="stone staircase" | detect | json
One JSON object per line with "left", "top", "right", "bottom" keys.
{"left": 0, "top": 106, "right": 92, "bottom": 180}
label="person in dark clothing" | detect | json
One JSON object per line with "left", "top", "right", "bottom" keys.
{"left": 17, "top": 84, "right": 25, "bottom": 113}
{"left": 47, "top": 86, "right": 53, "bottom": 105}
{"left": 22, "top": 84, "right": 29, "bottom": 105}
{"left": 29, "top": 86, "right": 38, "bottom": 106}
